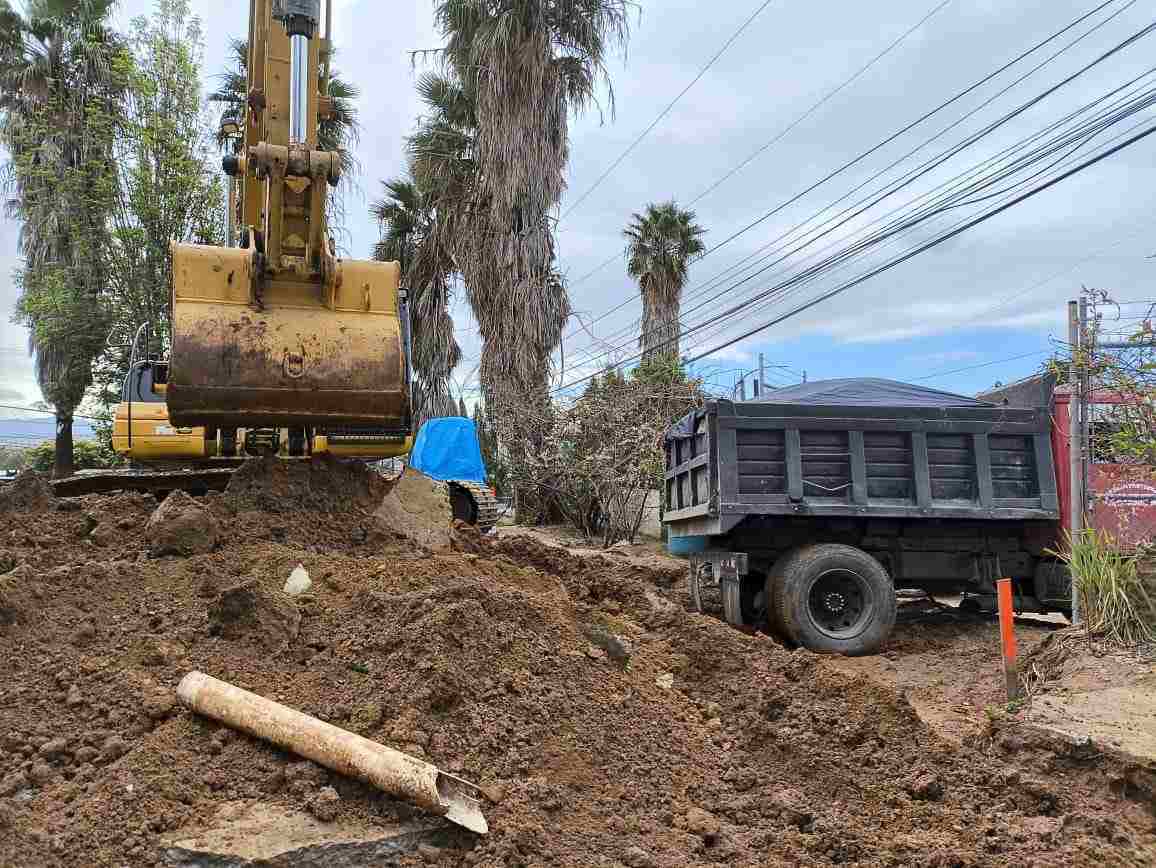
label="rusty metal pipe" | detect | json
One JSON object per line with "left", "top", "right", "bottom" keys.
{"left": 176, "top": 671, "right": 488, "bottom": 833}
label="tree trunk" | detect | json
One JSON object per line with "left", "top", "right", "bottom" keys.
{"left": 54, "top": 411, "right": 74, "bottom": 479}
{"left": 640, "top": 281, "right": 681, "bottom": 365}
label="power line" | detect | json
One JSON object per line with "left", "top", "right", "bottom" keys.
{"left": 0, "top": 404, "right": 102, "bottom": 421}
{"left": 680, "top": 122, "right": 1156, "bottom": 367}
{"left": 552, "top": 0, "right": 959, "bottom": 332}
{"left": 572, "top": 73, "right": 1156, "bottom": 375}
{"left": 688, "top": 0, "right": 957, "bottom": 206}
{"left": 558, "top": 0, "right": 780, "bottom": 222}
{"left": 913, "top": 349, "right": 1050, "bottom": 381}
{"left": 554, "top": 106, "right": 1156, "bottom": 393}
{"left": 559, "top": 0, "right": 1132, "bottom": 365}
{"left": 559, "top": 0, "right": 1128, "bottom": 360}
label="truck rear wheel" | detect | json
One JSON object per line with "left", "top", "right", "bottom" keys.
{"left": 773, "top": 544, "right": 896, "bottom": 656}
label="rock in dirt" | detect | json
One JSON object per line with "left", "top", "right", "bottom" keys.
{"left": 905, "top": 770, "right": 944, "bottom": 801}
{"left": 284, "top": 563, "right": 312, "bottom": 596}
{"left": 208, "top": 581, "right": 300, "bottom": 646}
{"left": 0, "top": 471, "right": 51, "bottom": 513}
{"left": 1020, "top": 815, "right": 1063, "bottom": 842}
{"left": 37, "top": 738, "right": 68, "bottom": 759}
{"left": 28, "top": 762, "right": 53, "bottom": 784}
{"left": 99, "top": 736, "right": 128, "bottom": 763}
{"left": 767, "top": 787, "right": 812, "bottom": 828}
{"left": 89, "top": 522, "right": 119, "bottom": 548}
{"left": 308, "top": 786, "right": 340, "bottom": 822}
{"left": 147, "top": 491, "right": 219, "bottom": 556}
{"left": 684, "top": 806, "right": 720, "bottom": 839}
{"left": 142, "top": 688, "right": 176, "bottom": 720}
{"left": 373, "top": 468, "right": 453, "bottom": 551}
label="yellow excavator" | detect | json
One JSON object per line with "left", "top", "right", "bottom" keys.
{"left": 55, "top": 0, "right": 497, "bottom": 529}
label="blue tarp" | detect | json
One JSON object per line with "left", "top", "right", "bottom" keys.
{"left": 408, "top": 417, "right": 487, "bottom": 484}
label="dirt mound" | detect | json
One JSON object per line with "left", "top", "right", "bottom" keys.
{"left": 222, "top": 455, "right": 391, "bottom": 514}
{"left": 0, "top": 470, "right": 52, "bottom": 513}
{"left": 0, "top": 499, "right": 1152, "bottom": 866}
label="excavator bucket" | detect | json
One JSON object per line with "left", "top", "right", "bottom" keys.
{"left": 166, "top": 241, "right": 411, "bottom": 434}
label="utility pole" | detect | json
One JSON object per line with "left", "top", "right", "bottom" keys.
{"left": 739, "top": 377, "right": 746, "bottom": 401}
{"left": 1067, "top": 299, "right": 1084, "bottom": 625}
{"left": 759, "top": 353, "right": 765, "bottom": 395}
{"left": 752, "top": 378, "right": 760, "bottom": 398}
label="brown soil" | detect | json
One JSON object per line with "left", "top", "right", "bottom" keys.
{"left": 825, "top": 601, "right": 1060, "bottom": 745}
{"left": 1, "top": 464, "right": 1154, "bottom": 866}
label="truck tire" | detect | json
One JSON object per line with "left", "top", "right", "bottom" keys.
{"left": 765, "top": 549, "right": 806, "bottom": 638}
{"left": 773, "top": 544, "right": 896, "bottom": 656}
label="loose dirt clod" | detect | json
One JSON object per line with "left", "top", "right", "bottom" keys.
{"left": 207, "top": 580, "right": 300, "bottom": 646}
{"left": 373, "top": 467, "right": 453, "bottom": 551}
{"left": 147, "top": 490, "right": 219, "bottom": 556}
{"left": 0, "top": 490, "right": 1154, "bottom": 866}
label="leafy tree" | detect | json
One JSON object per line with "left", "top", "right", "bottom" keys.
{"left": 95, "top": 0, "right": 225, "bottom": 410}
{"left": 624, "top": 201, "right": 707, "bottom": 365}
{"left": 25, "top": 437, "right": 115, "bottom": 472}
{"left": 1, "top": 0, "right": 128, "bottom": 477}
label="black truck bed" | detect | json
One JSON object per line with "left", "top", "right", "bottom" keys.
{"left": 664, "top": 395, "right": 1059, "bottom": 538}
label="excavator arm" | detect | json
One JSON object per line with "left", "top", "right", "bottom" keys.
{"left": 166, "top": 0, "right": 412, "bottom": 445}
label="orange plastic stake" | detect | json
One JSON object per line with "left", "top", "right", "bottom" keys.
{"left": 996, "top": 578, "right": 1020, "bottom": 701}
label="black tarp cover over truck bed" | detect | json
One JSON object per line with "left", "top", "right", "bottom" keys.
{"left": 664, "top": 378, "right": 1059, "bottom": 537}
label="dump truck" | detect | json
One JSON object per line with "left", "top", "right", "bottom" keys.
{"left": 663, "top": 376, "right": 1155, "bottom": 655}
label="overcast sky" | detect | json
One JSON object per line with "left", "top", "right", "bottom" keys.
{"left": 2, "top": 0, "right": 1155, "bottom": 413}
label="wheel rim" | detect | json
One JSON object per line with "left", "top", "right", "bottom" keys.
{"left": 806, "top": 568, "right": 873, "bottom": 639}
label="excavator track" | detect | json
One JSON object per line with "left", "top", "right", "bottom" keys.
{"left": 448, "top": 481, "right": 500, "bottom": 533}
{"left": 51, "top": 467, "right": 238, "bottom": 498}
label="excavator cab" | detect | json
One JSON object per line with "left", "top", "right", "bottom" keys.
{"left": 112, "top": 359, "right": 208, "bottom": 460}
{"left": 166, "top": 0, "right": 413, "bottom": 457}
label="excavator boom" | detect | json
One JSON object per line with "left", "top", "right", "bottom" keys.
{"left": 167, "top": 0, "right": 411, "bottom": 440}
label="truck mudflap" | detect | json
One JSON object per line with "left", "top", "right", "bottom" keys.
{"left": 688, "top": 551, "right": 748, "bottom": 626}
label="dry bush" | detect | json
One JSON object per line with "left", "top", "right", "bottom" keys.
{"left": 501, "top": 365, "right": 702, "bottom": 546}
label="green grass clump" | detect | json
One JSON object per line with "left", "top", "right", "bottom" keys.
{"left": 1054, "top": 528, "right": 1156, "bottom": 646}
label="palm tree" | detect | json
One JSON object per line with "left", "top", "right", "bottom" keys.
{"left": 1, "top": 0, "right": 125, "bottom": 477}
{"left": 433, "top": 0, "right": 630, "bottom": 407}
{"left": 624, "top": 201, "right": 707, "bottom": 366}
{"left": 431, "top": 0, "right": 630, "bottom": 522}
{"left": 371, "top": 173, "right": 461, "bottom": 423}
